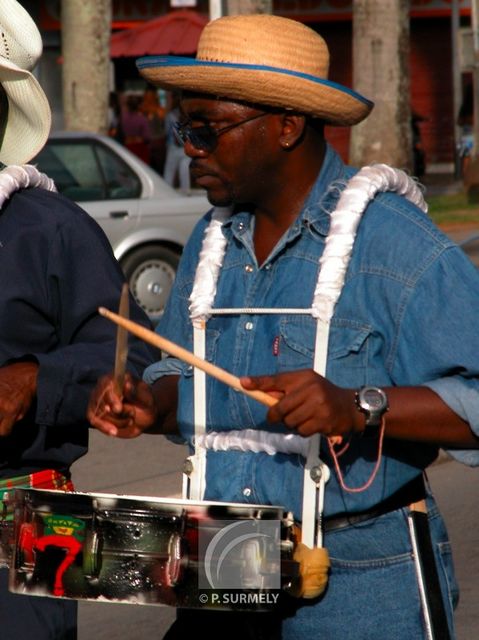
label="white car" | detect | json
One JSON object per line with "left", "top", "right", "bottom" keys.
{"left": 33, "top": 131, "right": 210, "bottom": 321}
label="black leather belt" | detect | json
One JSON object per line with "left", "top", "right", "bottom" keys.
{"left": 323, "top": 475, "right": 426, "bottom": 532}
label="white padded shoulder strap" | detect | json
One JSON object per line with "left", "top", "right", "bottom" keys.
{"left": 0, "top": 164, "right": 56, "bottom": 209}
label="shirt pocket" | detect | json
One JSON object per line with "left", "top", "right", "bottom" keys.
{"left": 278, "top": 316, "right": 317, "bottom": 371}
{"left": 327, "top": 319, "right": 372, "bottom": 381}
{"left": 278, "top": 316, "right": 372, "bottom": 384}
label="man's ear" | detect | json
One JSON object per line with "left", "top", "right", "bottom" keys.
{"left": 279, "top": 113, "right": 307, "bottom": 150}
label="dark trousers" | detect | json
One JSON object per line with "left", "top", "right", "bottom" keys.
{"left": 163, "top": 608, "right": 282, "bottom": 640}
{"left": 0, "top": 568, "right": 77, "bottom": 640}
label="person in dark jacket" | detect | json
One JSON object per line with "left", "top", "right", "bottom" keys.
{"left": 0, "top": 2, "right": 155, "bottom": 639}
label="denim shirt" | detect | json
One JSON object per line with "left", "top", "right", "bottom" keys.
{"left": 145, "top": 145, "right": 479, "bottom": 519}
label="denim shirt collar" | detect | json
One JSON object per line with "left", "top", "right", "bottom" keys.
{"left": 301, "top": 144, "right": 354, "bottom": 235}
{"left": 223, "top": 144, "right": 353, "bottom": 247}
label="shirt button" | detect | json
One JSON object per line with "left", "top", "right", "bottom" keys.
{"left": 245, "top": 264, "right": 254, "bottom": 273}
{"left": 245, "top": 322, "right": 253, "bottom": 330}
{"left": 243, "top": 487, "right": 252, "bottom": 497}
{"left": 265, "top": 264, "right": 272, "bottom": 270}
{"left": 238, "top": 222, "right": 245, "bottom": 230}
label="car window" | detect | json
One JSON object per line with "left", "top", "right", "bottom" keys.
{"left": 95, "top": 143, "right": 142, "bottom": 200}
{"left": 34, "top": 139, "right": 141, "bottom": 202}
{"left": 35, "top": 141, "right": 106, "bottom": 201}
{"left": 33, "top": 144, "right": 79, "bottom": 193}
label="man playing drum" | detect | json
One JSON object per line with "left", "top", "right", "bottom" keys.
{"left": 89, "top": 14, "right": 479, "bottom": 640}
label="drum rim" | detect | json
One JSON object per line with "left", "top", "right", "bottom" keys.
{"left": 13, "top": 487, "right": 285, "bottom": 513}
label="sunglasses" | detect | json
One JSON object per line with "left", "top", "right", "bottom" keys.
{"left": 173, "top": 112, "right": 269, "bottom": 153}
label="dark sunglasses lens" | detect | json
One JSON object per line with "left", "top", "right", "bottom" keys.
{"left": 188, "top": 126, "right": 217, "bottom": 152}
{"left": 173, "top": 122, "right": 218, "bottom": 152}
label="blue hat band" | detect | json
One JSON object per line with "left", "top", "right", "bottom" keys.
{"left": 137, "top": 56, "right": 373, "bottom": 109}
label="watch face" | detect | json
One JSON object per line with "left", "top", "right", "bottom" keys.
{"left": 357, "top": 387, "right": 388, "bottom": 433}
{"left": 362, "top": 388, "right": 386, "bottom": 411}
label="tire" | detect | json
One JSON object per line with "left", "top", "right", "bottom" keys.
{"left": 121, "top": 245, "right": 180, "bottom": 321}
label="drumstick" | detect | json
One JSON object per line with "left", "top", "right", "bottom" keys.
{"left": 113, "top": 284, "right": 129, "bottom": 396}
{"left": 98, "top": 307, "right": 277, "bottom": 408}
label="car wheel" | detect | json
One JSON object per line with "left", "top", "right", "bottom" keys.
{"left": 121, "top": 246, "right": 180, "bottom": 320}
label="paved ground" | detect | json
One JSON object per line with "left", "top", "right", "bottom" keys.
{"left": 428, "top": 457, "right": 479, "bottom": 639}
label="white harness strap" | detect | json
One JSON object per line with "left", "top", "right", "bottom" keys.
{"left": 301, "top": 320, "right": 330, "bottom": 548}
{"left": 183, "top": 164, "right": 427, "bottom": 547}
{"left": 196, "top": 429, "right": 310, "bottom": 456}
{"left": 182, "top": 323, "right": 208, "bottom": 500}
{"left": 186, "top": 207, "right": 231, "bottom": 500}
{"left": 303, "top": 165, "right": 426, "bottom": 547}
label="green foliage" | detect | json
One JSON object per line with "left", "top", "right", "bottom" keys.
{"left": 426, "top": 191, "right": 479, "bottom": 226}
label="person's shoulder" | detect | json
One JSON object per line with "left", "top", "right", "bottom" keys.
{"left": 367, "top": 187, "right": 451, "bottom": 248}
{"left": 4, "top": 187, "right": 115, "bottom": 255}
{"left": 7, "top": 186, "right": 103, "bottom": 232}
{"left": 9, "top": 185, "right": 81, "bottom": 213}
{"left": 322, "top": 162, "right": 450, "bottom": 252}
{"left": 352, "top": 186, "right": 462, "bottom": 283}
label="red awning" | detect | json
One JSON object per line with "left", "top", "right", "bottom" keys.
{"left": 110, "top": 10, "right": 208, "bottom": 58}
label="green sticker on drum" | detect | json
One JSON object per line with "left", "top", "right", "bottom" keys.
{"left": 43, "top": 514, "right": 85, "bottom": 541}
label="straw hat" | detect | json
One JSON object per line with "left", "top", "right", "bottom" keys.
{"left": 137, "top": 14, "right": 373, "bottom": 126}
{"left": 0, "top": 0, "right": 51, "bottom": 164}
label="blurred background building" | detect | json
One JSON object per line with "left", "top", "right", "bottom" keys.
{"left": 19, "top": 0, "right": 473, "bottom": 171}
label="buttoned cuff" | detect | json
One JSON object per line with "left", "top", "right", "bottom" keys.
{"left": 143, "top": 357, "right": 184, "bottom": 384}
{"left": 143, "top": 357, "right": 186, "bottom": 445}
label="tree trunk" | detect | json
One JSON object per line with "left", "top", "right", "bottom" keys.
{"left": 225, "top": 0, "right": 272, "bottom": 15}
{"left": 61, "top": 0, "right": 112, "bottom": 133}
{"left": 349, "top": 0, "right": 412, "bottom": 171}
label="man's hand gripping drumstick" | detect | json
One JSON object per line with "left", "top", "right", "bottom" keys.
{"left": 87, "top": 306, "right": 346, "bottom": 443}
{"left": 87, "top": 306, "right": 283, "bottom": 438}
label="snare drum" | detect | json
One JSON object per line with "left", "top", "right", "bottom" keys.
{"left": 8, "top": 488, "right": 298, "bottom": 610}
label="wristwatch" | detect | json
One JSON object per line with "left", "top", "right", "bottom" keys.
{"left": 355, "top": 386, "right": 389, "bottom": 436}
